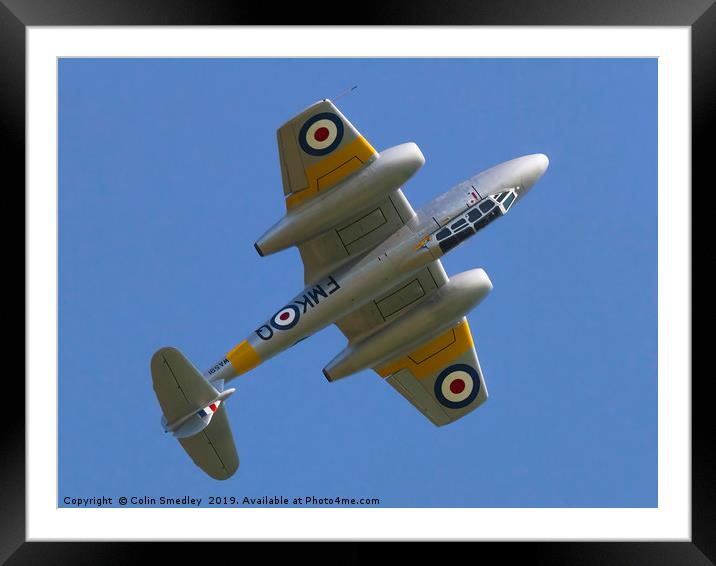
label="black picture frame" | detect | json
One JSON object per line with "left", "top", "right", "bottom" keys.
{"left": 7, "top": 1, "right": 705, "bottom": 563}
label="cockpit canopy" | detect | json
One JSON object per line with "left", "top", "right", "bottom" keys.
{"left": 435, "top": 189, "right": 518, "bottom": 253}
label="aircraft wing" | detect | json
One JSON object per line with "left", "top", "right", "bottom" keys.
{"left": 285, "top": 99, "right": 419, "bottom": 285}
{"left": 277, "top": 98, "right": 378, "bottom": 214}
{"left": 326, "top": 246, "right": 487, "bottom": 425}
{"left": 375, "top": 317, "right": 488, "bottom": 426}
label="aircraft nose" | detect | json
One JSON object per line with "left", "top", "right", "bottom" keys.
{"left": 519, "top": 153, "right": 549, "bottom": 192}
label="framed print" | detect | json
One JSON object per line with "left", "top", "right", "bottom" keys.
{"left": 9, "top": 0, "right": 706, "bottom": 563}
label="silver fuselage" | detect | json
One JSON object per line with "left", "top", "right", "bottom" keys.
{"left": 206, "top": 153, "right": 548, "bottom": 382}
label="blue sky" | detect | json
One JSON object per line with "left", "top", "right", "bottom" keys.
{"left": 58, "top": 58, "right": 657, "bottom": 507}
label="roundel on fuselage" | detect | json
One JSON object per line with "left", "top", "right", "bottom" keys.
{"left": 299, "top": 112, "right": 344, "bottom": 156}
{"left": 270, "top": 305, "right": 301, "bottom": 330}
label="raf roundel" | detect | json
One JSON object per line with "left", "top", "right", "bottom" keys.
{"left": 270, "top": 305, "right": 301, "bottom": 330}
{"left": 434, "top": 364, "right": 480, "bottom": 409}
{"left": 298, "top": 112, "right": 344, "bottom": 156}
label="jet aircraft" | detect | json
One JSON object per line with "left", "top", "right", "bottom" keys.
{"left": 151, "top": 98, "right": 549, "bottom": 479}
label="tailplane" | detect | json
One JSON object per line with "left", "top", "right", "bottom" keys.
{"left": 151, "top": 347, "right": 239, "bottom": 480}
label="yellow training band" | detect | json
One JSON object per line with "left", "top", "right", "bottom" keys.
{"left": 226, "top": 340, "right": 262, "bottom": 376}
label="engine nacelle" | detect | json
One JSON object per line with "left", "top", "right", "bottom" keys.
{"left": 323, "top": 269, "right": 493, "bottom": 381}
{"left": 255, "top": 143, "right": 425, "bottom": 256}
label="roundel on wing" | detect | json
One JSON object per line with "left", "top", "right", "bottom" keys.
{"left": 434, "top": 364, "right": 480, "bottom": 409}
{"left": 270, "top": 305, "right": 300, "bottom": 330}
{"left": 298, "top": 112, "right": 344, "bottom": 156}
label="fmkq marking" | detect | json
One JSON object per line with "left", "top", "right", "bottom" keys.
{"left": 256, "top": 275, "right": 341, "bottom": 341}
